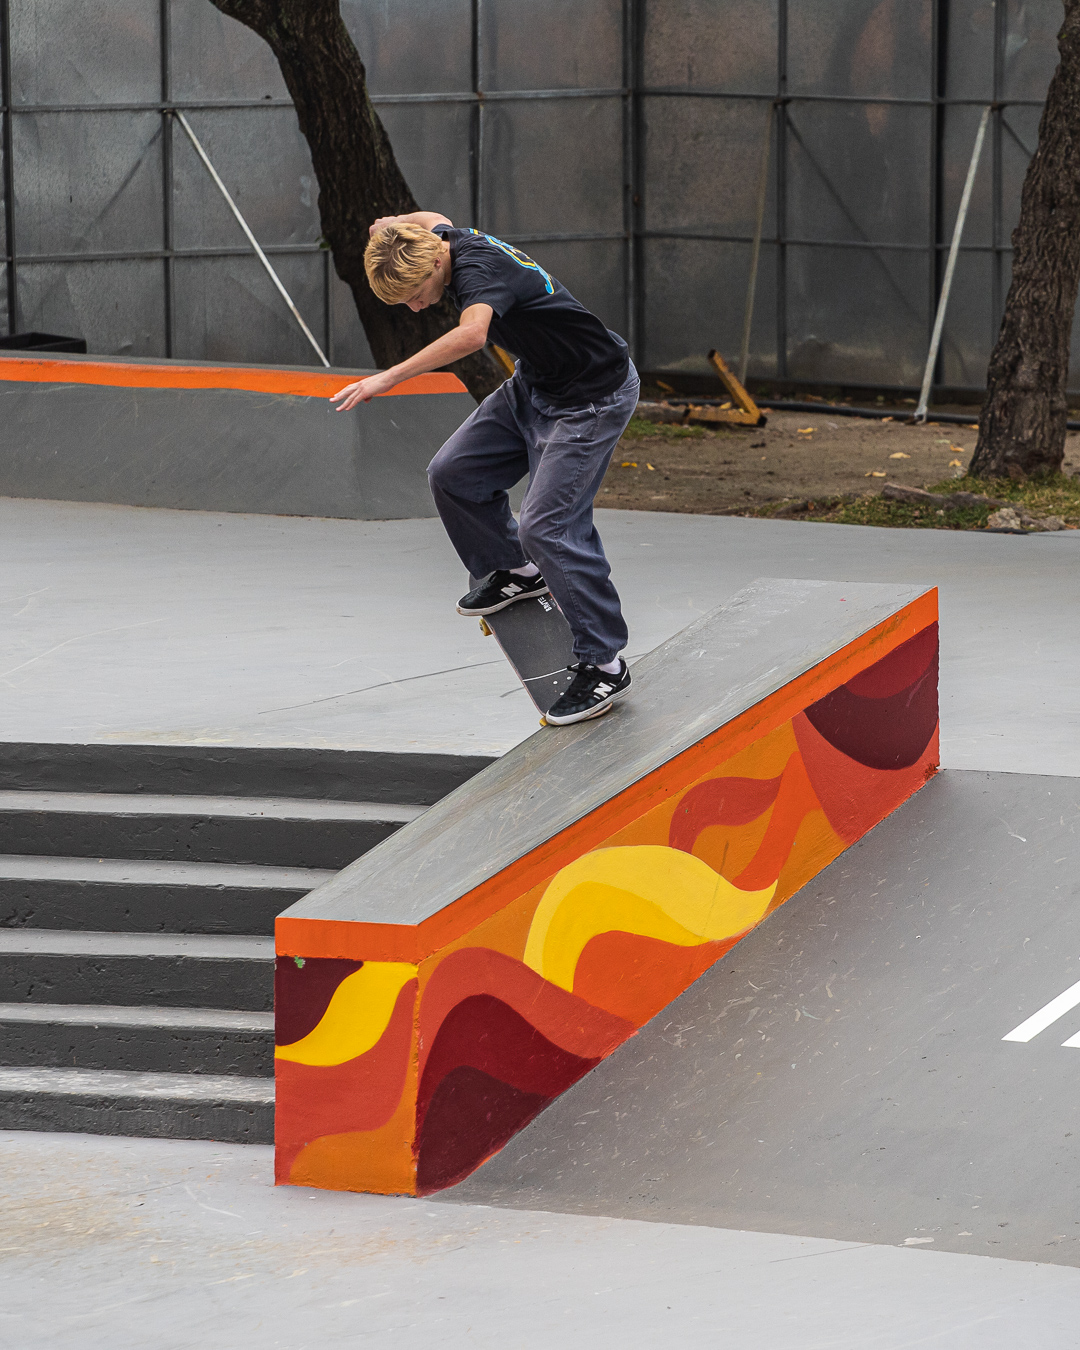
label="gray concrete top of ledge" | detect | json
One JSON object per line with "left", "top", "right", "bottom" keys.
{"left": 281, "top": 578, "right": 933, "bottom": 930}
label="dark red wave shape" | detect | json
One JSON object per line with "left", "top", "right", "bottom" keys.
{"left": 418, "top": 947, "right": 634, "bottom": 1078}
{"left": 275, "top": 955, "right": 365, "bottom": 1046}
{"left": 793, "top": 710, "right": 937, "bottom": 845}
{"left": 846, "top": 623, "right": 939, "bottom": 700}
{"left": 274, "top": 977, "right": 416, "bottom": 1180}
{"left": 669, "top": 774, "right": 783, "bottom": 853}
{"left": 416, "top": 1065, "right": 550, "bottom": 1194}
{"left": 803, "top": 629, "right": 939, "bottom": 771}
{"left": 416, "top": 994, "right": 598, "bottom": 1146}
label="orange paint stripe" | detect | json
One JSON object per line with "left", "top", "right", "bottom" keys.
{"left": 277, "top": 589, "right": 938, "bottom": 962}
{"left": 0, "top": 354, "right": 466, "bottom": 398}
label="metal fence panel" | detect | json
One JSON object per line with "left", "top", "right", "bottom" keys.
{"left": 14, "top": 110, "right": 163, "bottom": 256}
{"left": 482, "top": 97, "right": 623, "bottom": 237}
{"left": 786, "top": 244, "right": 929, "bottom": 387}
{"left": 169, "top": 0, "right": 286, "bottom": 101}
{"left": 938, "top": 250, "right": 995, "bottom": 390}
{"left": 482, "top": 0, "right": 623, "bottom": 90}
{"left": 945, "top": 0, "right": 996, "bottom": 100}
{"left": 18, "top": 257, "right": 165, "bottom": 353}
{"left": 171, "top": 107, "right": 320, "bottom": 250}
{"left": 643, "top": 0, "right": 778, "bottom": 94}
{"left": 1004, "top": 0, "right": 1062, "bottom": 101}
{"left": 528, "top": 237, "right": 627, "bottom": 336}
{"left": 11, "top": 0, "right": 159, "bottom": 105}
{"left": 378, "top": 102, "right": 475, "bottom": 227}
{"left": 1, "top": 0, "right": 1077, "bottom": 394}
{"left": 343, "top": 0, "right": 473, "bottom": 96}
{"left": 642, "top": 237, "right": 779, "bottom": 377}
{"left": 172, "top": 251, "right": 325, "bottom": 365}
{"left": 787, "top": 103, "right": 930, "bottom": 247}
{"left": 787, "top": 0, "right": 933, "bottom": 100}
{"left": 643, "top": 97, "right": 774, "bottom": 237}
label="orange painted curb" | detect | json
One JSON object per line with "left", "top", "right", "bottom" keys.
{"left": 0, "top": 354, "right": 467, "bottom": 399}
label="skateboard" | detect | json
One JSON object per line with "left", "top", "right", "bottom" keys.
{"left": 470, "top": 574, "right": 578, "bottom": 718}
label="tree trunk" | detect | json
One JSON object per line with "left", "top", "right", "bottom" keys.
{"left": 207, "top": 0, "right": 502, "bottom": 402}
{"left": 971, "top": 0, "right": 1080, "bottom": 479}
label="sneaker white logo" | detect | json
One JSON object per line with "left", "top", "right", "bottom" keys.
{"left": 500, "top": 583, "right": 523, "bottom": 597}
{"left": 594, "top": 682, "right": 614, "bottom": 697}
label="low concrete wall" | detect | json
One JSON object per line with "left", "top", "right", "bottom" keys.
{"left": 273, "top": 578, "right": 940, "bottom": 1196}
{"left": 0, "top": 353, "right": 475, "bottom": 519}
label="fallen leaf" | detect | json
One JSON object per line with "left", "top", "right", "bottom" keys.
{"left": 950, "top": 443, "right": 965, "bottom": 453}
{"left": 620, "top": 462, "right": 637, "bottom": 468}
{"left": 968, "top": 423, "right": 979, "bottom": 428}
{"left": 949, "top": 459, "right": 963, "bottom": 467}
{"left": 797, "top": 427, "right": 815, "bottom": 434}
{"left": 865, "top": 470, "right": 887, "bottom": 478}
{"left": 889, "top": 452, "right": 910, "bottom": 459}
{"left": 646, "top": 463, "right": 656, "bottom": 470}
{"left": 881, "top": 416, "right": 894, "bottom": 423}
{"left": 719, "top": 401, "right": 732, "bottom": 410}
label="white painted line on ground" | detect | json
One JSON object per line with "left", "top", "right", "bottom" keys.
{"left": 1003, "top": 976, "right": 1080, "bottom": 1042}
{"left": 1060, "top": 1029, "right": 1080, "bottom": 1048}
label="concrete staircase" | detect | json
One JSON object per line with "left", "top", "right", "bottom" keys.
{"left": 0, "top": 744, "right": 489, "bottom": 1143}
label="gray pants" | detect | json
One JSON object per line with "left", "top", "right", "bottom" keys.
{"left": 427, "top": 363, "right": 639, "bottom": 665}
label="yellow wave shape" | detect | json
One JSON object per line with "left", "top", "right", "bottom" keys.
{"left": 275, "top": 962, "right": 417, "bottom": 1067}
{"left": 523, "top": 845, "right": 775, "bottom": 992}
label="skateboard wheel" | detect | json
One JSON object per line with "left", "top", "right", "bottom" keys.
{"left": 479, "top": 618, "right": 492, "bottom": 636}
{"left": 539, "top": 716, "right": 548, "bottom": 727}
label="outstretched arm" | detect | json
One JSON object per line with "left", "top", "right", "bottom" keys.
{"left": 369, "top": 211, "right": 452, "bottom": 236}
{"left": 330, "top": 304, "right": 493, "bottom": 411}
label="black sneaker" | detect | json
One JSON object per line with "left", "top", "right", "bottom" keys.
{"left": 457, "top": 570, "right": 550, "bottom": 616}
{"left": 544, "top": 660, "right": 631, "bottom": 725}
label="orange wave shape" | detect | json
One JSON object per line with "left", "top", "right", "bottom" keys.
{"left": 275, "top": 977, "right": 417, "bottom": 1180}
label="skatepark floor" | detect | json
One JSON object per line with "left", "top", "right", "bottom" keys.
{"left": 3, "top": 494, "right": 1080, "bottom": 1346}
{"left": 0, "top": 495, "right": 1077, "bottom": 773}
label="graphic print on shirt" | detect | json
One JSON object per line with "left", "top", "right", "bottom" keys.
{"left": 467, "top": 229, "right": 555, "bottom": 295}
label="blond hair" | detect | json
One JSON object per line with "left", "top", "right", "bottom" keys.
{"left": 364, "top": 223, "right": 444, "bottom": 304}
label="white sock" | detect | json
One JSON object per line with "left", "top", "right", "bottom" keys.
{"left": 510, "top": 563, "right": 540, "bottom": 578}
{"left": 597, "top": 657, "right": 622, "bottom": 675}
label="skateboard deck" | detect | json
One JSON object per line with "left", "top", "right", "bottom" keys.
{"left": 470, "top": 575, "right": 575, "bottom": 715}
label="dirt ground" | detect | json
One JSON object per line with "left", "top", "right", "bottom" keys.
{"left": 598, "top": 408, "right": 1080, "bottom": 514}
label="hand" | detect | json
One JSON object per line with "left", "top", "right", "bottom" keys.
{"left": 330, "top": 369, "right": 399, "bottom": 411}
{"left": 370, "top": 216, "right": 402, "bottom": 237}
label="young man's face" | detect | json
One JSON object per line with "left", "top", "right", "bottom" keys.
{"left": 403, "top": 249, "right": 448, "bottom": 312}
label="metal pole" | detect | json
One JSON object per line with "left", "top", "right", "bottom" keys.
{"left": 1, "top": 0, "right": 18, "bottom": 334}
{"left": 738, "top": 101, "right": 774, "bottom": 386}
{"left": 914, "top": 104, "right": 990, "bottom": 422}
{"left": 775, "top": 0, "right": 789, "bottom": 381}
{"left": 170, "top": 109, "right": 330, "bottom": 367}
{"left": 160, "top": 0, "right": 174, "bottom": 357}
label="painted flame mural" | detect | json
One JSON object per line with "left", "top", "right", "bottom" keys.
{"left": 276, "top": 615, "right": 939, "bottom": 1194}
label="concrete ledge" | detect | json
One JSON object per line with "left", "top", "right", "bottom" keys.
{"left": 0, "top": 352, "right": 474, "bottom": 519}
{"left": 273, "top": 578, "right": 939, "bottom": 1196}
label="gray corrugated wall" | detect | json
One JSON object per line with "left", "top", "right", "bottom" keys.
{"left": 0, "top": 0, "right": 1073, "bottom": 394}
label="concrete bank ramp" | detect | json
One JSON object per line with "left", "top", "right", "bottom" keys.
{"left": 0, "top": 352, "right": 473, "bottom": 518}
{"left": 444, "top": 767, "right": 1080, "bottom": 1267}
{"left": 274, "top": 577, "right": 939, "bottom": 1196}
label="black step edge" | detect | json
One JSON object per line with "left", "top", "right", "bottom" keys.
{"left": 0, "top": 744, "right": 495, "bottom": 805}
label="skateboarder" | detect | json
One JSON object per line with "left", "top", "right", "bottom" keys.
{"left": 330, "top": 212, "right": 639, "bottom": 726}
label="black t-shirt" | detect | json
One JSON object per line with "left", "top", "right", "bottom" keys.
{"left": 432, "top": 224, "right": 630, "bottom": 406}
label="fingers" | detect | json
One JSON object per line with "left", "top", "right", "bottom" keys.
{"left": 330, "top": 382, "right": 371, "bottom": 412}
